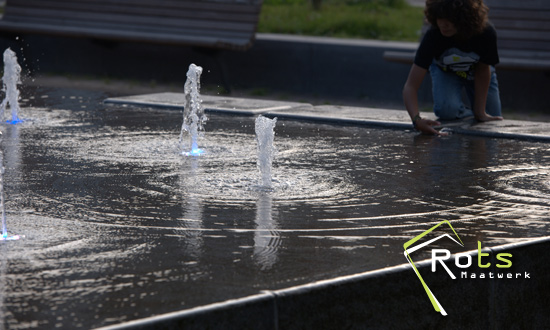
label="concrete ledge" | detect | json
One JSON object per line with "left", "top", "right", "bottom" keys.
{"left": 96, "top": 236, "right": 550, "bottom": 329}
{"left": 451, "top": 120, "right": 550, "bottom": 142}
{"left": 105, "top": 92, "right": 313, "bottom": 116}
{"left": 105, "top": 93, "right": 550, "bottom": 142}
{"left": 96, "top": 293, "right": 278, "bottom": 330}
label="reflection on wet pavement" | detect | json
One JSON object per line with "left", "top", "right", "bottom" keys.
{"left": 0, "top": 87, "right": 548, "bottom": 328}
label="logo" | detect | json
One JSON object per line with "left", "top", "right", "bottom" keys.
{"left": 403, "top": 220, "right": 461, "bottom": 316}
{"left": 404, "top": 220, "right": 528, "bottom": 316}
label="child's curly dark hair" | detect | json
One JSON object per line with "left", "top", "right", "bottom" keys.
{"left": 425, "top": 0, "right": 489, "bottom": 39}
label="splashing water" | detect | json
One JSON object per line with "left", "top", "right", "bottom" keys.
{"left": 255, "top": 115, "right": 277, "bottom": 188}
{"left": 0, "top": 48, "right": 23, "bottom": 125}
{"left": 179, "top": 64, "right": 207, "bottom": 156}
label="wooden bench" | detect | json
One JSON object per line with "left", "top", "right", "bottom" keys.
{"left": 383, "top": 0, "right": 550, "bottom": 71}
{"left": 0, "top": 0, "right": 263, "bottom": 51}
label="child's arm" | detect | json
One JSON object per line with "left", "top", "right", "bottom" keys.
{"left": 403, "top": 64, "right": 444, "bottom": 135}
{"left": 473, "top": 63, "right": 503, "bottom": 122}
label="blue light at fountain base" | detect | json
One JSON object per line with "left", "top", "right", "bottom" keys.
{"left": 1, "top": 234, "right": 21, "bottom": 241}
{"left": 181, "top": 139, "right": 205, "bottom": 156}
{"left": 1, "top": 225, "right": 20, "bottom": 241}
{"left": 182, "top": 148, "right": 205, "bottom": 157}
{"left": 6, "top": 117, "right": 23, "bottom": 125}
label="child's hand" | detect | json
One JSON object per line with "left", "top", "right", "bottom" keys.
{"left": 416, "top": 118, "right": 448, "bottom": 136}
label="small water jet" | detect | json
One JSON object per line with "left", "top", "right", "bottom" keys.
{"left": 0, "top": 48, "right": 23, "bottom": 125}
{"left": 255, "top": 115, "right": 277, "bottom": 188}
{"left": 179, "top": 64, "right": 207, "bottom": 156}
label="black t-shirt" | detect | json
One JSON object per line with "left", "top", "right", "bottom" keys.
{"left": 414, "top": 23, "right": 499, "bottom": 80}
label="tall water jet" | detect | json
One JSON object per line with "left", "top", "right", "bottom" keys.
{"left": 255, "top": 115, "right": 277, "bottom": 188}
{"left": 0, "top": 48, "right": 23, "bottom": 125}
{"left": 179, "top": 64, "right": 207, "bottom": 156}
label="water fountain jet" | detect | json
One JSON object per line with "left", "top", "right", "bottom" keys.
{"left": 255, "top": 115, "right": 277, "bottom": 189}
{"left": 0, "top": 48, "right": 23, "bottom": 125}
{"left": 179, "top": 64, "right": 207, "bottom": 156}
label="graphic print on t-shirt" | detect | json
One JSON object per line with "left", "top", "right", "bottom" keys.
{"left": 436, "top": 48, "right": 480, "bottom": 80}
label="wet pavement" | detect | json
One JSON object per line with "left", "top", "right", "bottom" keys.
{"left": 0, "top": 87, "right": 548, "bottom": 329}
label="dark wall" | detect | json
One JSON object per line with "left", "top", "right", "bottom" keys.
{"left": 0, "top": 33, "right": 548, "bottom": 111}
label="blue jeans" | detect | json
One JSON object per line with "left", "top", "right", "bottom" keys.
{"left": 429, "top": 62, "right": 502, "bottom": 120}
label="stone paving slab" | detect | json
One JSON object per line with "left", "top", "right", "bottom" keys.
{"left": 105, "top": 92, "right": 313, "bottom": 116}
{"left": 451, "top": 118, "right": 550, "bottom": 141}
{"left": 104, "top": 93, "right": 550, "bottom": 141}
{"left": 270, "top": 104, "right": 550, "bottom": 141}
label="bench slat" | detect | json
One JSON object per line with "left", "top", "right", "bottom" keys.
{"left": 5, "top": 8, "right": 256, "bottom": 33}
{"left": 0, "top": 16, "right": 254, "bottom": 41}
{"left": 497, "top": 58, "right": 550, "bottom": 70}
{"left": 12, "top": 0, "right": 262, "bottom": 14}
{"left": 490, "top": 9, "right": 550, "bottom": 22}
{"left": 382, "top": 51, "right": 415, "bottom": 64}
{"left": 500, "top": 49, "right": 550, "bottom": 60}
{"left": 499, "top": 39, "right": 550, "bottom": 53}
{"left": 384, "top": 48, "right": 550, "bottom": 62}
{"left": 492, "top": 19, "right": 550, "bottom": 32}
{"left": 0, "top": 21, "right": 253, "bottom": 48}
{"left": 498, "top": 30, "right": 550, "bottom": 42}
{"left": 383, "top": 50, "right": 550, "bottom": 71}
{"left": 10, "top": 0, "right": 262, "bottom": 21}
{"left": 0, "top": 17, "right": 255, "bottom": 45}
{"left": 485, "top": 0, "right": 550, "bottom": 10}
